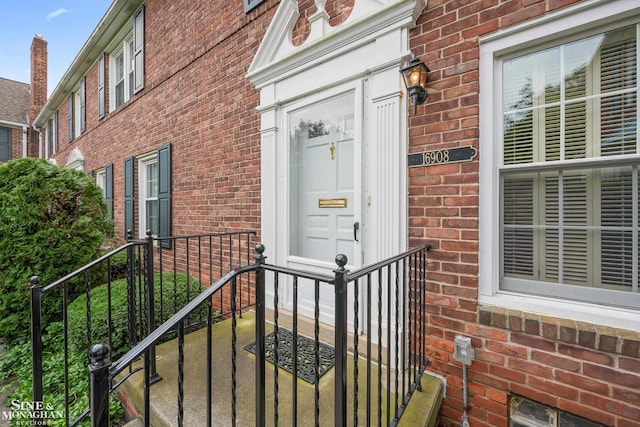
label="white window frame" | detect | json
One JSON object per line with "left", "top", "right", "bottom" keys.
{"left": 95, "top": 168, "right": 107, "bottom": 198}
{"left": 479, "top": 0, "right": 640, "bottom": 330}
{"left": 109, "top": 33, "right": 134, "bottom": 112}
{"left": 138, "top": 152, "right": 158, "bottom": 239}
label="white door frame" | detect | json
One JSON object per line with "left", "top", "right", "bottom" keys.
{"left": 248, "top": 0, "right": 426, "bottom": 335}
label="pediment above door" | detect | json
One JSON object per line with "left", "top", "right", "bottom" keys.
{"left": 247, "top": 0, "right": 427, "bottom": 88}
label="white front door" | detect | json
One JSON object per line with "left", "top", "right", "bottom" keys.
{"left": 286, "top": 91, "right": 362, "bottom": 326}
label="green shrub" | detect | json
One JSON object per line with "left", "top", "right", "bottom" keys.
{"left": 0, "top": 158, "right": 113, "bottom": 344}
{"left": 67, "top": 272, "right": 207, "bottom": 359}
{"left": 0, "top": 323, "right": 123, "bottom": 427}
{"left": 1, "top": 272, "right": 209, "bottom": 426}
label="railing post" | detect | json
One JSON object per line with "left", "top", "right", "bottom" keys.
{"left": 89, "top": 343, "right": 111, "bottom": 427}
{"left": 334, "top": 255, "right": 348, "bottom": 427}
{"left": 144, "top": 230, "right": 162, "bottom": 384}
{"left": 126, "top": 229, "right": 138, "bottom": 348}
{"left": 254, "top": 244, "right": 266, "bottom": 427}
{"left": 30, "top": 276, "right": 43, "bottom": 425}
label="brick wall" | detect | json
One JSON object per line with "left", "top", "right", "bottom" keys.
{"left": 9, "top": 128, "right": 21, "bottom": 160}
{"left": 409, "top": 1, "right": 640, "bottom": 426}
{"left": 41, "top": 0, "right": 640, "bottom": 425}
{"left": 7, "top": 127, "right": 38, "bottom": 160}
{"left": 49, "top": 0, "right": 281, "bottom": 242}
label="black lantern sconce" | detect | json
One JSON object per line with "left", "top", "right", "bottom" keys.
{"left": 400, "top": 56, "right": 430, "bottom": 115}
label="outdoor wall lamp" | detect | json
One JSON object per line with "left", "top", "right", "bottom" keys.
{"left": 400, "top": 56, "right": 430, "bottom": 115}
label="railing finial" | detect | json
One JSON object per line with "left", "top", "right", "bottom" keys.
{"left": 89, "top": 343, "right": 111, "bottom": 427}
{"left": 90, "top": 343, "right": 111, "bottom": 367}
{"left": 335, "top": 254, "right": 348, "bottom": 270}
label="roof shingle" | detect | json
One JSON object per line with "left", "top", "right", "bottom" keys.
{"left": 0, "top": 77, "right": 30, "bottom": 125}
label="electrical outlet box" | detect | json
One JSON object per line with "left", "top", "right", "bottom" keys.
{"left": 454, "top": 335, "right": 474, "bottom": 365}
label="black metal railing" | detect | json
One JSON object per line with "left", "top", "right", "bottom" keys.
{"left": 29, "top": 230, "right": 256, "bottom": 426}
{"left": 85, "top": 242, "right": 431, "bottom": 427}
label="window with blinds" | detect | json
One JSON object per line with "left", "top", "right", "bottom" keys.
{"left": 500, "top": 25, "right": 639, "bottom": 307}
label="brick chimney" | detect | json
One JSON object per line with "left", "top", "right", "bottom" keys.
{"left": 29, "top": 34, "right": 47, "bottom": 122}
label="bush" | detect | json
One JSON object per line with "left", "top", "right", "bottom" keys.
{"left": 0, "top": 323, "right": 123, "bottom": 427}
{"left": 0, "top": 272, "right": 208, "bottom": 426}
{"left": 0, "top": 158, "right": 113, "bottom": 344}
{"left": 67, "top": 272, "right": 207, "bottom": 359}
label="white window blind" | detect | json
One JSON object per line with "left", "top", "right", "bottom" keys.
{"left": 500, "top": 24, "right": 639, "bottom": 307}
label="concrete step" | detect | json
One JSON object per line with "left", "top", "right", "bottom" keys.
{"left": 397, "top": 373, "right": 444, "bottom": 427}
{"left": 121, "top": 417, "right": 143, "bottom": 427}
{"left": 116, "top": 313, "right": 442, "bottom": 426}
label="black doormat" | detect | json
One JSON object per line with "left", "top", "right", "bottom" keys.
{"left": 244, "top": 328, "right": 335, "bottom": 384}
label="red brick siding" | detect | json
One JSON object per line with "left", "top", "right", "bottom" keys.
{"left": 49, "top": 0, "right": 279, "bottom": 242}
{"left": 411, "top": 1, "right": 639, "bottom": 426}
{"left": 3, "top": 127, "right": 38, "bottom": 161}
{"left": 40, "top": 0, "right": 640, "bottom": 425}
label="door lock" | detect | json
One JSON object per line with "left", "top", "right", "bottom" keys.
{"left": 354, "top": 222, "right": 360, "bottom": 242}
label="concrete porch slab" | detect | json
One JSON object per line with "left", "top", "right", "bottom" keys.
{"left": 116, "top": 311, "right": 442, "bottom": 426}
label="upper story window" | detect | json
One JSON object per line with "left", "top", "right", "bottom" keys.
{"left": 75, "top": 77, "right": 86, "bottom": 137}
{"left": 479, "top": 1, "right": 640, "bottom": 328}
{"left": 68, "top": 94, "right": 74, "bottom": 142}
{"left": 109, "top": 6, "right": 144, "bottom": 112}
{"left": 112, "top": 38, "right": 133, "bottom": 109}
{"left": 52, "top": 111, "right": 58, "bottom": 153}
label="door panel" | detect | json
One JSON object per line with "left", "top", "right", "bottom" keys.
{"left": 287, "top": 92, "right": 359, "bottom": 324}
{"left": 289, "top": 93, "right": 356, "bottom": 264}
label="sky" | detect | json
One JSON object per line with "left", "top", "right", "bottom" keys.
{"left": 0, "top": 1, "right": 113, "bottom": 94}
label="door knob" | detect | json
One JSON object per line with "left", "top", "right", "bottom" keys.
{"left": 354, "top": 222, "right": 360, "bottom": 242}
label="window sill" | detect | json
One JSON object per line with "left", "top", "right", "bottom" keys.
{"left": 479, "top": 292, "right": 640, "bottom": 333}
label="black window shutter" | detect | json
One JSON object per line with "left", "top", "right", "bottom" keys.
{"left": 80, "top": 77, "right": 86, "bottom": 133}
{"left": 98, "top": 54, "right": 105, "bottom": 119}
{"left": 68, "top": 94, "right": 74, "bottom": 142}
{"left": 244, "top": 0, "right": 266, "bottom": 13}
{"left": 105, "top": 163, "right": 114, "bottom": 219}
{"left": 157, "top": 143, "right": 171, "bottom": 248}
{"left": 0, "top": 127, "right": 10, "bottom": 161}
{"left": 124, "top": 156, "right": 135, "bottom": 239}
{"left": 133, "top": 6, "right": 145, "bottom": 94}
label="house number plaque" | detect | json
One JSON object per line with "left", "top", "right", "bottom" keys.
{"left": 408, "top": 146, "right": 477, "bottom": 167}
